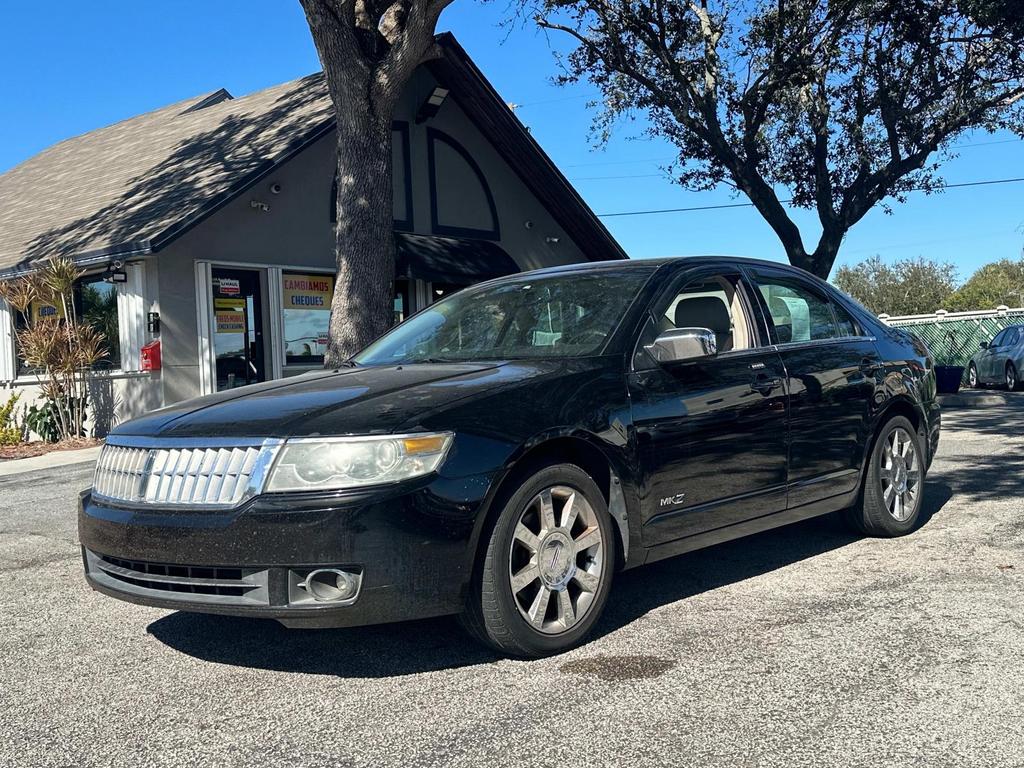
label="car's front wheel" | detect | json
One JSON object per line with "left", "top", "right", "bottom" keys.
{"left": 461, "top": 463, "right": 614, "bottom": 657}
{"left": 968, "top": 362, "right": 979, "bottom": 389}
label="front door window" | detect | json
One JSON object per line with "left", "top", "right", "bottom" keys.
{"left": 211, "top": 268, "right": 265, "bottom": 390}
{"left": 628, "top": 272, "right": 789, "bottom": 544}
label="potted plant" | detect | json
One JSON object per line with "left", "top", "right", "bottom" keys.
{"left": 933, "top": 330, "right": 966, "bottom": 394}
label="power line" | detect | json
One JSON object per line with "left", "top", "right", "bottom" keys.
{"left": 596, "top": 176, "right": 1024, "bottom": 218}
{"left": 564, "top": 156, "right": 675, "bottom": 169}
{"left": 571, "top": 173, "right": 667, "bottom": 181}
{"left": 561, "top": 136, "right": 1020, "bottom": 174}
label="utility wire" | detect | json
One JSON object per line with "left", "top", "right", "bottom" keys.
{"left": 596, "top": 176, "right": 1024, "bottom": 218}
{"left": 564, "top": 137, "right": 1020, "bottom": 175}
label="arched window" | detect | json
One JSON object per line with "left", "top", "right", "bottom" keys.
{"left": 426, "top": 128, "right": 500, "bottom": 240}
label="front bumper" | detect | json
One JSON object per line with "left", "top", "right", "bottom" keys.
{"left": 78, "top": 473, "right": 492, "bottom": 628}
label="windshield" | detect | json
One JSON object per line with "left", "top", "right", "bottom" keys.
{"left": 353, "top": 268, "right": 653, "bottom": 365}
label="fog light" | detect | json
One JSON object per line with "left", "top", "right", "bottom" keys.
{"left": 303, "top": 568, "right": 359, "bottom": 602}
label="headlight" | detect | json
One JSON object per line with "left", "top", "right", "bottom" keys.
{"left": 265, "top": 432, "right": 454, "bottom": 492}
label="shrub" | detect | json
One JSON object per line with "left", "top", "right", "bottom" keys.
{"left": 0, "top": 392, "right": 22, "bottom": 446}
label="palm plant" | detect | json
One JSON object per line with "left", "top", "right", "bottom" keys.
{"left": 0, "top": 258, "right": 108, "bottom": 441}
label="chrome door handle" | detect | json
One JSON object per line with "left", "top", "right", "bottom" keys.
{"left": 750, "top": 373, "right": 782, "bottom": 395}
{"left": 859, "top": 358, "right": 884, "bottom": 375}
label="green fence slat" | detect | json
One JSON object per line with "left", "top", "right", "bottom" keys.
{"left": 885, "top": 311, "right": 1024, "bottom": 383}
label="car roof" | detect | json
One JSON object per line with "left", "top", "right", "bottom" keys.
{"left": 514, "top": 255, "right": 807, "bottom": 278}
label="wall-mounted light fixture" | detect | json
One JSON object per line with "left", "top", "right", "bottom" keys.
{"left": 147, "top": 312, "right": 161, "bottom": 334}
{"left": 415, "top": 87, "right": 450, "bottom": 124}
{"left": 102, "top": 269, "right": 128, "bottom": 284}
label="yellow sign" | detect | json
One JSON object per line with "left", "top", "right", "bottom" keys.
{"left": 31, "top": 301, "right": 65, "bottom": 321}
{"left": 283, "top": 274, "right": 333, "bottom": 311}
{"left": 214, "top": 299, "right": 245, "bottom": 334}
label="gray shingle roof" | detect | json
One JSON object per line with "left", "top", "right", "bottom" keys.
{"left": 0, "top": 73, "right": 334, "bottom": 275}
{"left": 0, "top": 34, "right": 626, "bottom": 277}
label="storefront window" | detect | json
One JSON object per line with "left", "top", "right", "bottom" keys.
{"left": 16, "top": 274, "right": 121, "bottom": 372}
{"left": 282, "top": 272, "right": 334, "bottom": 365}
{"left": 80, "top": 277, "right": 121, "bottom": 369}
{"left": 212, "top": 268, "right": 264, "bottom": 390}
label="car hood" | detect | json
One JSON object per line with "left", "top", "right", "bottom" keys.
{"left": 111, "top": 361, "right": 564, "bottom": 439}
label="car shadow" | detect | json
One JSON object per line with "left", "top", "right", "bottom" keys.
{"left": 147, "top": 479, "right": 953, "bottom": 678}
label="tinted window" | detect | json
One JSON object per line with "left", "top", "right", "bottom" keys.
{"left": 1006, "top": 328, "right": 1021, "bottom": 347}
{"left": 754, "top": 276, "right": 838, "bottom": 343}
{"left": 833, "top": 302, "right": 860, "bottom": 337}
{"left": 992, "top": 329, "right": 1008, "bottom": 347}
{"left": 354, "top": 269, "right": 653, "bottom": 364}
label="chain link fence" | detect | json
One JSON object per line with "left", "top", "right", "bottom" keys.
{"left": 881, "top": 307, "right": 1024, "bottom": 381}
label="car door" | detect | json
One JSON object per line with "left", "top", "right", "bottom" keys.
{"left": 628, "top": 268, "right": 789, "bottom": 546}
{"left": 979, "top": 329, "right": 1007, "bottom": 382}
{"left": 995, "top": 327, "right": 1020, "bottom": 382}
{"left": 746, "top": 267, "right": 882, "bottom": 510}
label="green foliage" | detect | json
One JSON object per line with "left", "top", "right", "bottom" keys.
{"left": 833, "top": 256, "right": 959, "bottom": 316}
{"left": 0, "top": 257, "right": 107, "bottom": 441}
{"left": 24, "top": 400, "right": 69, "bottom": 444}
{"left": 532, "top": 0, "right": 1024, "bottom": 276}
{"left": 946, "top": 258, "right": 1024, "bottom": 311}
{"left": 0, "top": 392, "right": 23, "bottom": 446}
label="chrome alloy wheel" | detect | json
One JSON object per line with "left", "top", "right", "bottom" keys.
{"left": 1007, "top": 365, "right": 1017, "bottom": 391}
{"left": 968, "top": 364, "right": 978, "bottom": 388}
{"left": 508, "top": 485, "right": 604, "bottom": 635}
{"left": 880, "top": 427, "right": 920, "bottom": 522}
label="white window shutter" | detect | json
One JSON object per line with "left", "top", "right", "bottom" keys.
{"left": 116, "top": 262, "right": 146, "bottom": 372}
{"left": 0, "top": 299, "right": 14, "bottom": 382}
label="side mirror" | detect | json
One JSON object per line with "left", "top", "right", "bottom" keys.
{"left": 980, "top": 341, "right": 989, "bottom": 349}
{"left": 645, "top": 327, "right": 717, "bottom": 365}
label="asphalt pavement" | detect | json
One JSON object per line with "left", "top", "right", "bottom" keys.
{"left": 1, "top": 399, "right": 1022, "bottom": 767}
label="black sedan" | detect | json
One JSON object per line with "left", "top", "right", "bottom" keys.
{"left": 79, "top": 257, "right": 940, "bottom": 657}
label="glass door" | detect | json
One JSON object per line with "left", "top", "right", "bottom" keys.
{"left": 211, "top": 268, "right": 265, "bottom": 391}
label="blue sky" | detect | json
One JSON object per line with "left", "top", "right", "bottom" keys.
{"left": 1, "top": 1, "right": 1021, "bottom": 280}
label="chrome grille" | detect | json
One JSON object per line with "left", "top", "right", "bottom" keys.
{"left": 92, "top": 445, "right": 150, "bottom": 501}
{"left": 92, "top": 438, "right": 281, "bottom": 507}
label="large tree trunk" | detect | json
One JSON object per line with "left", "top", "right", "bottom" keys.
{"left": 298, "top": 0, "right": 452, "bottom": 366}
{"left": 325, "top": 113, "right": 395, "bottom": 367}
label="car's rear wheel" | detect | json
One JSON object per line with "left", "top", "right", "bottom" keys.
{"left": 845, "top": 416, "right": 925, "bottom": 537}
{"left": 1007, "top": 363, "right": 1019, "bottom": 391}
{"left": 968, "top": 363, "right": 979, "bottom": 389}
{"left": 461, "top": 464, "right": 614, "bottom": 657}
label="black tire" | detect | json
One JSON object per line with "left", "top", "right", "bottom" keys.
{"left": 968, "top": 363, "right": 979, "bottom": 389}
{"left": 845, "top": 416, "right": 925, "bottom": 537}
{"left": 1007, "top": 362, "right": 1020, "bottom": 391}
{"left": 460, "top": 463, "right": 615, "bottom": 657}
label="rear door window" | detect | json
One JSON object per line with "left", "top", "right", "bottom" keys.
{"left": 833, "top": 302, "right": 861, "bottom": 338}
{"left": 751, "top": 274, "right": 838, "bottom": 344}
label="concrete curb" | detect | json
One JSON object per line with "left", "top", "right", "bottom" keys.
{"left": 0, "top": 446, "right": 102, "bottom": 478}
{"left": 938, "top": 391, "right": 1017, "bottom": 408}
